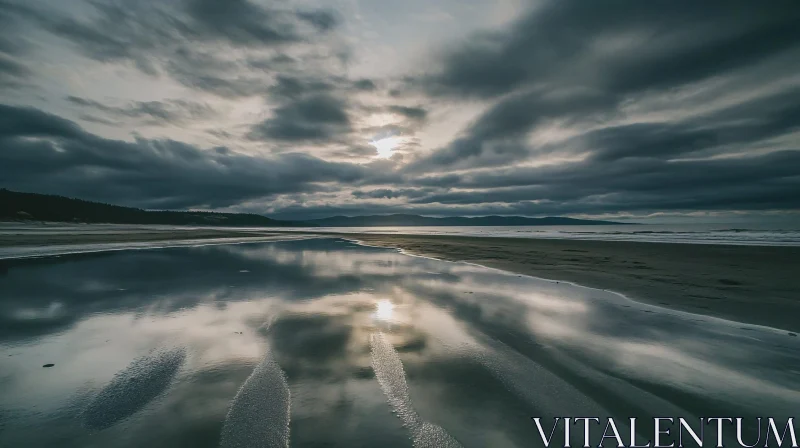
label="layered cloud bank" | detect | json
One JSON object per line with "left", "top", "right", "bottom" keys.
{"left": 1, "top": 0, "right": 799, "bottom": 220}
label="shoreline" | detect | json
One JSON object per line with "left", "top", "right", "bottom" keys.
{"left": 0, "top": 226, "right": 298, "bottom": 260}
{"left": 2, "top": 226, "right": 798, "bottom": 332}
{"left": 338, "top": 233, "right": 800, "bottom": 332}
{"left": 0, "top": 226, "right": 279, "bottom": 247}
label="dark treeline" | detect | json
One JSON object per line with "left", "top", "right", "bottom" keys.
{"left": 1, "top": 189, "right": 625, "bottom": 227}
{"left": 0, "top": 189, "right": 303, "bottom": 226}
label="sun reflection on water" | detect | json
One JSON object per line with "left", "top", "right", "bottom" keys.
{"left": 374, "top": 299, "right": 394, "bottom": 322}
{"left": 1, "top": 239, "right": 798, "bottom": 447}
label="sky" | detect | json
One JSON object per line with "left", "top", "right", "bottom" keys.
{"left": 1, "top": 0, "right": 799, "bottom": 221}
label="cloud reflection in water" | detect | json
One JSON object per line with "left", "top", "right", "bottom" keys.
{"left": 0, "top": 238, "right": 797, "bottom": 447}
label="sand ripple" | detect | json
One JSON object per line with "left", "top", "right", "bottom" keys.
{"left": 83, "top": 348, "right": 185, "bottom": 429}
{"left": 219, "top": 354, "right": 290, "bottom": 448}
{"left": 370, "top": 332, "right": 462, "bottom": 448}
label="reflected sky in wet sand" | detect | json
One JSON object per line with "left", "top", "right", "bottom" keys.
{"left": 0, "top": 239, "right": 798, "bottom": 447}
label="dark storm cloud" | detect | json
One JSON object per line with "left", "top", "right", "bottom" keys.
{"left": 388, "top": 105, "right": 427, "bottom": 121}
{"left": 0, "top": 105, "right": 84, "bottom": 139}
{"left": 0, "top": 104, "right": 371, "bottom": 209}
{"left": 271, "top": 155, "right": 800, "bottom": 218}
{"left": 160, "top": 47, "right": 274, "bottom": 98}
{"left": 0, "top": 0, "right": 382, "bottom": 160}
{"left": 2, "top": 0, "right": 799, "bottom": 219}
{"left": 423, "top": 1, "right": 800, "bottom": 99}
{"left": 403, "top": 150, "right": 800, "bottom": 213}
{"left": 409, "top": 0, "right": 800, "bottom": 170}
{"left": 182, "top": 0, "right": 319, "bottom": 45}
{"left": 266, "top": 75, "right": 336, "bottom": 100}
{"left": 325, "top": 144, "right": 379, "bottom": 161}
{"left": 246, "top": 53, "right": 297, "bottom": 71}
{"left": 78, "top": 114, "right": 119, "bottom": 126}
{"left": 0, "top": 2, "right": 32, "bottom": 87}
{"left": 248, "top": 94, "right": 351, "bottom": 142}
{"left": 0, "top": 53, "right": 30, "bottom": 87}
{"left": 275, "top": 146, "right": 799, "bottom": 218}
{"left": 32, "top": 0, "right": 335, "bottom": 57}
{"left": 408, "top": 88, "right": 614, "bottom": 170}
{"left": 2, "top": 0, "right": 340, "bottom": 96}
{"left": 253, "top": 74, "right": 380, "bottom": 144}
{"left": 351, "top": 188, "right": 431, "bottom": 200}
{"left": 519, "top": 86, "right": 800, "bottom": 164}
{"left": 67, "top": 96, "right": 217, "bottom": 125}
{"left": 296, "top": 10, "right": 339, "bottom": 32}
{"left": 352, "top": 79, "right": 377, "bottom": 91}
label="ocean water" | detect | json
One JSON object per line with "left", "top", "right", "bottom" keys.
{"left": 0, "top": 238, "right": 797, "bottom": 447}
{"left": 266, "top": 223, "right": 800, "bottom": 246}
{"left": 3, "top": 222, "right": 800, "bottom": 247}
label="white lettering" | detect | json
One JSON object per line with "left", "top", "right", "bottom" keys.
{"left": 707, "top": 418, "right": 732, "bottom": 448}
{"left": 565, "top": 418, "right": 571, "bottom": 448}
{"left": 575, "top": 418, "right": 601, "bottom": 448}
{"left": 736, "top": 417, "right": 761, "bottom": 448}
{"left": 630, "top": 418, "right": 652, "bottom": 448}
{"left": 766, "top": 418, "right": 798, "bottom": 448}
{"left": 599, "top": 419, "right": 624, "bottom": 448}
{"left": 655, "top": 418, "right": 675, "bottom": 448}
{"left": 533, "top": 417, "right": 561, "bottom": 448}
{"left": 678, "top": 418, "right": 703, "bottom": 447}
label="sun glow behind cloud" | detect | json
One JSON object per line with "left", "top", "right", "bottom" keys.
{"left": 1, "top": 0, "right": 798, "bottom": 221}
{"left": 370, "top": 137, "right": 401, "bottom": 158}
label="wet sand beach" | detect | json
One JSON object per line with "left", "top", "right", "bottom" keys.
{"left": 2, "top": 224, "right": 798, "bottom": 332}
{"left": 0, "top": 235, "right": 798, "bottom": 446}
{"left": 343, "top": 234, "right": 800, "bottom": 332}
{"left": 0, "top": 224, "right": 298, "bottom": 260}
{"left": 0, "top": 224, "right": 277, "bottom": 247}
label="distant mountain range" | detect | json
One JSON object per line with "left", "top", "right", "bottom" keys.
{"left": 0, "top": 189, "right": 626, "bottom": 227}
{"left": 303, "top": 214, "right": 624, "bottom": 226}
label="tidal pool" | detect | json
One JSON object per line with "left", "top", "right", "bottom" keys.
{"left": 0, "top": 238, "right": 797, "bottom": 447}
